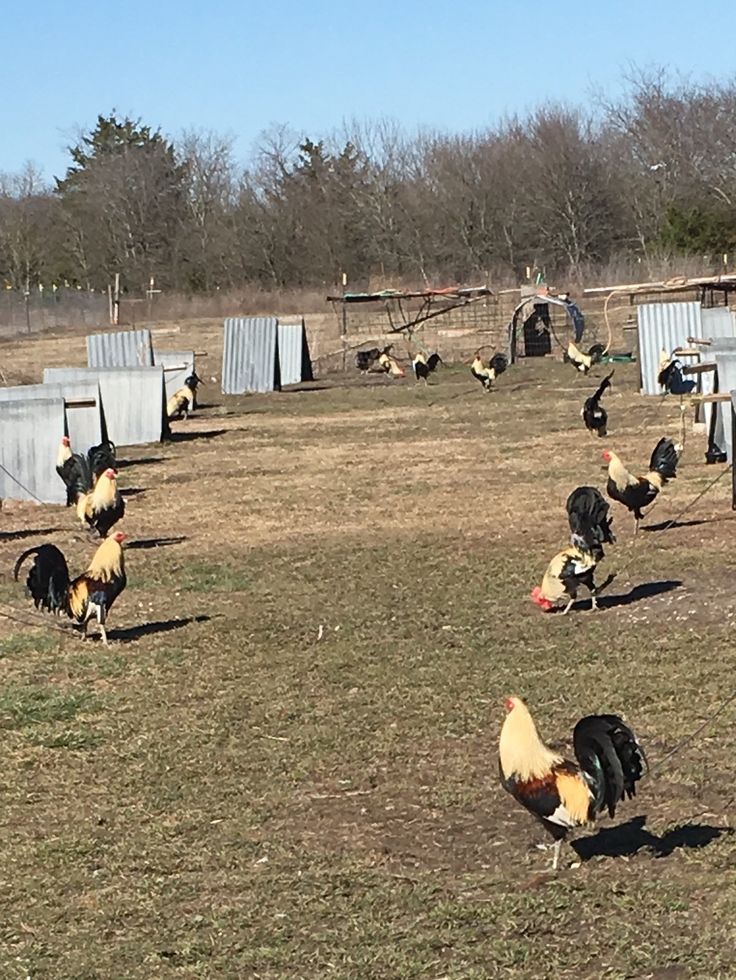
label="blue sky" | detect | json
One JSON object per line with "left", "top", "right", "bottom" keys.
{"left": 2, "top": 0, "right": 734, "bottom": 181}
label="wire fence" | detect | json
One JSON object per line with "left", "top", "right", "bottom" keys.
{"left": 0, "top": 289, "right": 110, "bottom": 336}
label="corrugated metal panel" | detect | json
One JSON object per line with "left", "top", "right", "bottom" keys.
{"left": 222, "top": 317, "right": 280, "bottom": 394}
{"left": 699, "top": 336, "right": 736, "bottom": 431}
{"left": 0, "top": 397, "right": 66, "bottom": 503}
{"left": 87, "top": 328, "right": 154, "bottom": 368}
{"left": 277, "top": 319, "right": 313, "bottom": 386}
{"left": 43, "top": 367, "right": 165, "bottom": 446}
{"left": 711, "top": 351, "right": 736, "bottom": 461}
{"left": 637, "top": 302, "right": 702, "bottom": 395}
{"left": 701, "top": 306, "right": 736, "bottom": 338}
{"left": 0, "top": 381, "right": 103, "bottom": 451}
{"left": 154, "top": 350, "right": 196, "bottom": 401}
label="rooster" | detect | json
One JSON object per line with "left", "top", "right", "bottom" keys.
{"left": 603, "top": 438, "right": 678, "bottom": 533}
{"left": 355, "top": 346, "right": 391, "bottom": 373}
{"left": 412, "top": 351, "right": 443, "bottom": 385}
{"left": 60, "top": 457, "right": 125, "bottom": 538}
{"left": 531, "top": 486, "right": 614, "bottom": 614}
{"left": 167, "top": 372, "right": 203, "bottom": 421}
{"left": 564, "top": 341, "right": 605, "bottom": 375}
{"left": 14, "top": 532, "right": 127, "bottom": 646}
{"left": 471, "top": 351, "right": 508, "bottom": 391}
{"left": 56, "top": 437, "right": 117, "bottom": 505}
{"left": 499, "top": 696, "right": 647, "bottom": 870}
{"left": 581, "top": 370, "right": 614, "bottom": 437}
{"left": 378, "top": 350, "right": 405, "bottom": 378}
{"left": 657, "top": 354, "right": 695, "bottom": 395}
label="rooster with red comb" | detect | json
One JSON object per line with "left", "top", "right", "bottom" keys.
{"left": 531, "top": 486, "right": 615, "bottom": 614}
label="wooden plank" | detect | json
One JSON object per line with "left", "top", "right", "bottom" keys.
{"left": 64, "top": 398, "right": 97, "bottom": 409}
{"left": 693, "top": 393, "right": 732, "bottom": 404}
{"left": 682, "top": 362, "right": 716, "bottom": 375}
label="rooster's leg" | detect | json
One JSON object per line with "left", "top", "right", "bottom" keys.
{"left": 561, "top": 597, "right": 575, "bottom": 615}
{"left": 551, "top": 839, "right": 563, "bottom": 871}
{"left": 99, "top": 623, "right": 109, "bottom": 647}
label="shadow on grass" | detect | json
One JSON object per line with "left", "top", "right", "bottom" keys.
{"left": 126, "top": 536, "right": 188, "bottom": 551}
{"left": 166, "top": 428, "right": 227, "bottom": 443}
{"left": 116, "top": 456, "right": 165, "bottom": 470}
{"left": 281, "top": 384, "right": 332, "bottom": 393}
{"left": 0, "top": 527, "right": 60, "bottom": 542}
{"left": 110, "top": 614, "right": 211, "bottom": 644}
{"left": 641, "top": 518, "right": 709, "bottom": 533}
{"left": 572, "top": 815, "right": 732, "bottom": 862}
{"left": 596, "top": 579, "right": 683, "bottom": 610}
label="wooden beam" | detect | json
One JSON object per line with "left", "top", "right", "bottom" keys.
{"left": 64, "top": 398, "right": 97, "bottom": 409}
{"left": 681, "top": 362, "right": 716, "bottom": 375}
{"left": 692, "top": 393, "right": 732, "bottom": 404}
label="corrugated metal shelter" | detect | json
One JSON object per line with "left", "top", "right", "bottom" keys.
{"left": 222, "top": 317, "right": 281, "bottom": 394}
{"left": 154, "top": 350, "right": 196, "bottom": 401}
{"left": 708, "top": 346, "right": 736, "bottom": 462}
{"left": 0, "top": 381, "right": 104, "bottom": 451}
{"left": 277, "top": 319, "right": 313, "bottom": 386}
{"left": 0, "top": 397, "right": 66, "bottom": 503}
{"left": 44, "top": 366, "right": 166, "bottom": 446}
{"left": 87, "top": 328, "right": 154, "bottom": 368}
{"left": 701, "top": 307, "right": 736, "bottom": 337}
{"left": 637, "top": 302, "right": 703, "bottom": 395}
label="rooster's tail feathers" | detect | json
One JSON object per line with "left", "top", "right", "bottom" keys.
{"left": 648, "top": 437, "right": 678, "bottom": 481}
{"left": 489, "top": 353, "right": 508, "bottom": 377}
{"left": 590, "top": 370, "right": 614, "bottom": 405}
{"left": 566, "top": 486, "right": 615, "bottom": 551}
{"left": 87, "top": 440, "right": 117, "bottom": 481}
{"left": 573, "top": 714, "right": 647, "bottom": 818}
{"left": 14, "top": 544, "right": 71, "bottom": 612}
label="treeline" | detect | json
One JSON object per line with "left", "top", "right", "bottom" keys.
{"left": 1, "top": 70, "right": 736, "bottom": 294}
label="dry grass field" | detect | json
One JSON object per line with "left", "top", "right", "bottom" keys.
{"left": 0, "top": 323, "right": 735, "bottom": 979}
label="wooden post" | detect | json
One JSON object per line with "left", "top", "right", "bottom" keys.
{"left": 341, "top": 271, "right": 348, "bottom": 373}
{"left": 108, "top": 283, "right": 114, "bottom": 325}
{"left": 113, "top": 273, "right": 120, "bottom": 326}
{"left": 732, "top": 400, "right": 736, "bottom": 511}
{"left": 23, "top": 280, "right": 31, "bottom": 333}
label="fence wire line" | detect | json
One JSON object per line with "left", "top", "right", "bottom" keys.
{"left": 0, "top": 461, "right": 47, "bottom": 505}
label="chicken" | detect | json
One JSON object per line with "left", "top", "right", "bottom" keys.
{"left": 56, "top": 435, "right": 72, "bottom": 474}
{"left": 471, "top": 351, "right": 508, "bottom": 391}
{"left": 87, "top": 440, "right": 117, "bottom": 480}
{"left": 412, "top": 351, "right": 443, "bottom": 385}
{"left": 378, "top": 351, "right": 405, "bottom": 378}
{"left": 564, "top": 341, "right": 605, "bottom": 375}
{"left": 167, "top": 372, "right": 203, "bottom": 421}
{"left": 657, "top": 355, "right": 695, "bottom": 395}
{"left": 581, "top": 370, "right": 614, "bottom": 437}
{"left": 355, "top": 346, "right": 384, "bottom": 373}
{"left": 14, "top": 532, "right": 127, "bottom": 646}
{"left": 56, "top": 437, "right": 117, "bottom": 505}
{"left": 603, "top": 437, "right": 679, "bottom": 533}
{"left": 499, "top": 696, "right": 647, "bottom": 870}
{"left": 75, "top": 468, "right": 125, "bottom": 538}
{"left": 531, "top": 486, "right": 614, "bottom": 614}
